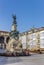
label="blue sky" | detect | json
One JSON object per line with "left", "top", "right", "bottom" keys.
{"left": 0, "top": 0, "right": 44, "bottom": 32}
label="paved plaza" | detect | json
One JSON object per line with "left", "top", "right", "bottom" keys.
{"left": 0, "top": 54, "right": 44, "bottom": 65}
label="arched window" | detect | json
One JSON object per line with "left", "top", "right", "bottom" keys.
{"left": 6, "top": 37, "right": 10, "bottom": 43}
{"left": 0, "top": 36, "right": 4, "bottom": 43}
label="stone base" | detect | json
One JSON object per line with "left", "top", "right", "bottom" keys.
{"left": 0, "top": 49, "right": 30, "bottom": 57}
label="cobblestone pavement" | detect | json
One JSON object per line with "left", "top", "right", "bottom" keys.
{"left": 0, "top": 54, "right": 44, "bottom": 65}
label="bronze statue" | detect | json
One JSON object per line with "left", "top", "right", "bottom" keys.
{"left": 12, "top": 15, "right": 17, "bottom": 24}
{"left": 12, "top": 15, "right": 16, "bottom": 20}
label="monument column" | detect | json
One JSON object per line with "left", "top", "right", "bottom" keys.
{"left": 6, "top": 15, "right": 22, "bottom": 53}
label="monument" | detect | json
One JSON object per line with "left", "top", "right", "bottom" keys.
{"left": 6, "top": 15, "right": 22, "bottom": 54}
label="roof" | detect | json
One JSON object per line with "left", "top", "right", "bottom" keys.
{"left": 0, "top": 30, "right": 10, "bottom": 33}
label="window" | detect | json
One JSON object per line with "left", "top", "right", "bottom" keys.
{"left": 40, "top": 39, "right": 44, "bottom": 48}
{"left": 40, "top": 31, "right": 44, "bottom": 38}
{"left": 32, "top": 33, "right": 36, "bottom": 39}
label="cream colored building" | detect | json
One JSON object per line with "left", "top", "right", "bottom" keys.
{"left": 0, "top": 27, "right": 44, "bottom": 52}
{"left": 19, "top": 27, "right": 44, "bottom": 52}
{"left": 0, "top": 31, "right": 9, "bottom": 49}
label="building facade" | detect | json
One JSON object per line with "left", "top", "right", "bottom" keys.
{"left": 0, "top": 31, "right": 9, "bottom": 49}
{"left": 19, "top": 27, "right": 44, "bottom": 51}
{"left": 0, "top": 27, "right": 44, "bottom": 52}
